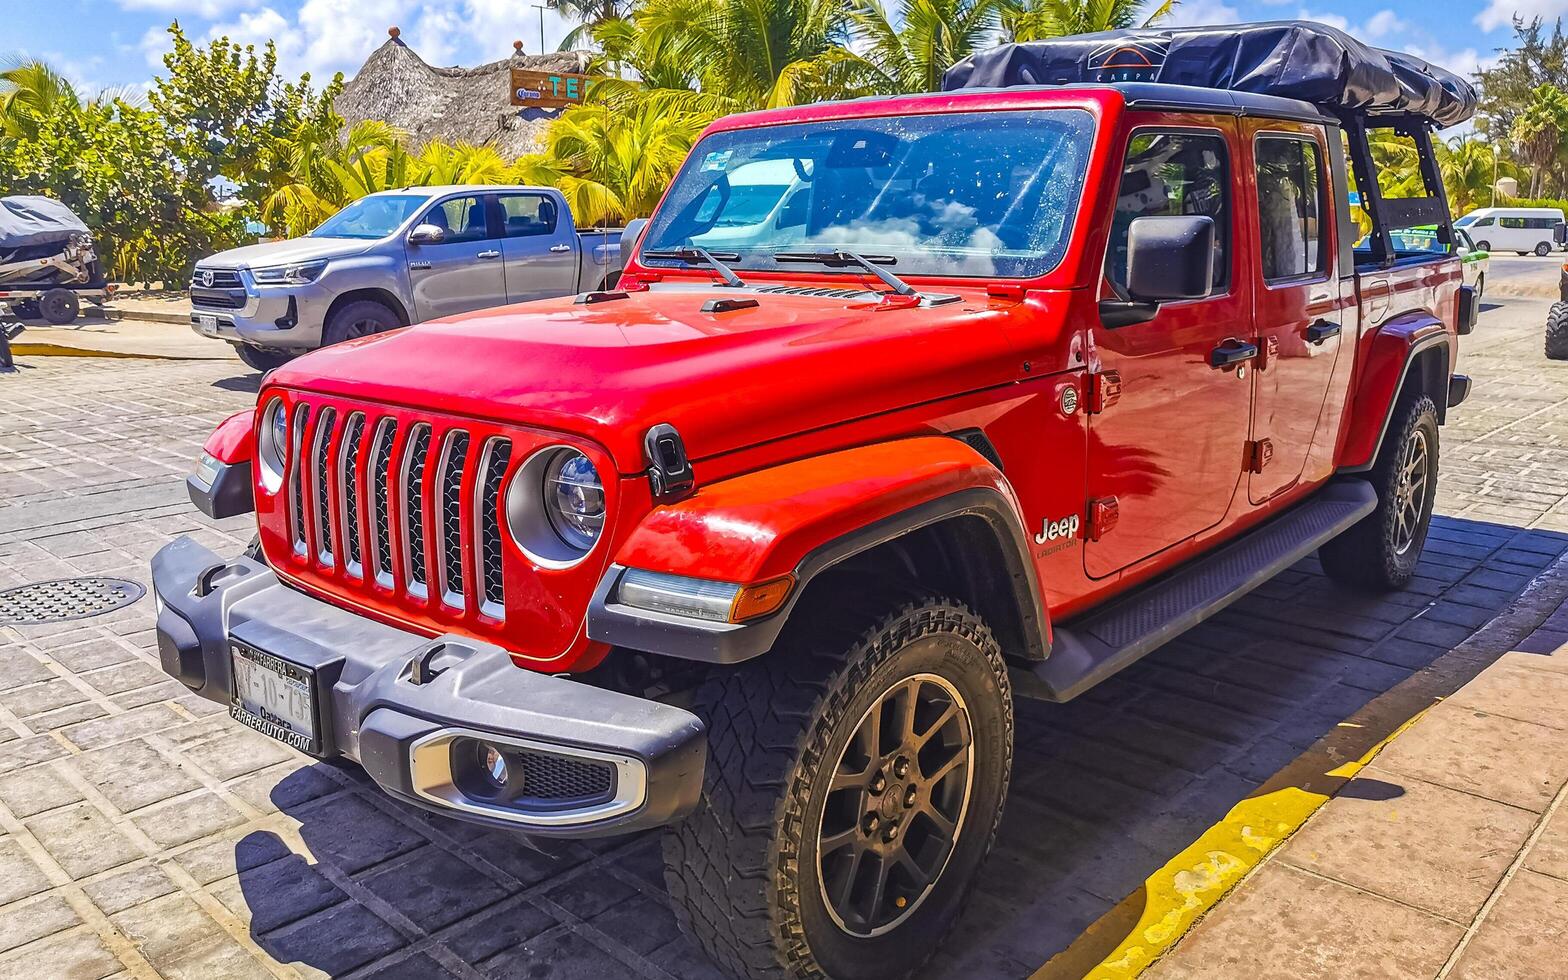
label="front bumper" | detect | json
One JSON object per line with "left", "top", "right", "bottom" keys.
{"left": 150, "top": 536, "right": 706, "bottom": 837}
{"left": 189, "top": 278, "right": 332, "bottom": 349}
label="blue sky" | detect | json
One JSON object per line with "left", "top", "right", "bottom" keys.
{"left": 3, "top": 0, "right": 1552, "bottom": 99}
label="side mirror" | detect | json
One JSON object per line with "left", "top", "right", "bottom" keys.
{"left": 408, "top": 223, "right": 445, "bottom": 245}
{"left": 1127, "top": 215, "right": 1215, "bottom": 302}
{"left": 621, "top": 217, "right": 649, "bottom": 255}
{"left": 1100, "top": 215, "right": 1215, "bottom": 328}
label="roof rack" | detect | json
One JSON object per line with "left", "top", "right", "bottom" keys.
{"left": 944, "top": 21, "right": 1477, "bottom": 128}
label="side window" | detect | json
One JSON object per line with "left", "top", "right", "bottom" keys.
{"left": 498, "top": 194, "right": 559, "bottom": 238}
{"left": 1107, "top": 131, "right": 1230, "bottom": 293}
{"left": 423, "top": 196, "right": 489, "bottom": 244}
{"left": 1256, "top": 136, "right": 1326, "bottom": 281}
{"left": 1474, "top": 217, "right": 1494, "bottom": 227}
{"left": 1501, "top": 217, "right": 1526, "bottom": 229}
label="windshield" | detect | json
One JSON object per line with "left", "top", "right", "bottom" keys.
{"left": 641, "top": 109, "right": 1095, "bottom": 279}
{"left": 1454, "top": 214, "right": 1478, "bottom": 227}
{"left": 310, "top": 194, "right": 429, "bottom": 240}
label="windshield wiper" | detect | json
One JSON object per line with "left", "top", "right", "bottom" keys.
{"left": 772, "top": 248, "right": 918, "bottom": 298}
{"left": 641, "top": 246, "right": 746, "bottom": 288}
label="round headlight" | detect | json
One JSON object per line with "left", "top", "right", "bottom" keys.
{"left": 544, "top": 450, "right": 605, "bottom": 551}
{"left": 257, "top": 400, "right": 288, "bottom": 493}
{"left": 505, "top": 446, "right": 606, "bottom": 567}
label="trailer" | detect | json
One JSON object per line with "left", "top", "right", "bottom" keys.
{"left": 0, "top": 196, "right": 109, "bottom": 324}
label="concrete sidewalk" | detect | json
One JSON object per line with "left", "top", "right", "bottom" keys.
{"left": 4, "top": 290, "right": 236, "bottom": 361}
{"left": 1147, "top": 560, "right": 1568, "bottom": 980}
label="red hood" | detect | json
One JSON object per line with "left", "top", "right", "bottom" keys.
{"left": 268, "top": 286, "right": 1058, "bottom": 472}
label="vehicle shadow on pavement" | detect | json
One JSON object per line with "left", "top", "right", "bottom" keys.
{"left": 230, "top": 515, "right": 1567, "bottom": 980}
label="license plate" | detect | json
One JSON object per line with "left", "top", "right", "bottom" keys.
{"left": 229, "top": 642, "right": 319, "bottom": 753}
{"left": 196, "top": 314, "right": 219, "bottom": 336}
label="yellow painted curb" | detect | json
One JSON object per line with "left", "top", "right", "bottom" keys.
{"left": 8, "top": 343, "right": 167, "bottom": 360}
{"left": 1035, "top": 711, "right": 1426, "bottom": 980}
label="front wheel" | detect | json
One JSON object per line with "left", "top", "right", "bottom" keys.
{"left": 323, "top": 299, "right": 399, "bottom": 347}
{"left": 234, "top": 344, "right": 293, "bottom": 372}
{"left": 664, "top": 592, "right": 1013, "bottom": 980}
{"left": 1320, "top": 393, "right": 1439, "bottom": 591}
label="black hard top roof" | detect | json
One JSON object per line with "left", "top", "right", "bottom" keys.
{"left": 944, "top": 21, "right": 1478, "bottom": 128}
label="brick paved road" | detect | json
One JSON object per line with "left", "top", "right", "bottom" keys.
{"left": 1, "top": 291, "right": 1567, "bottom": 980}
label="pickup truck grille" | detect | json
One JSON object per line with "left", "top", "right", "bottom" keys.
{"left": 278, "top": 400, "right": 513, "bottom": 621}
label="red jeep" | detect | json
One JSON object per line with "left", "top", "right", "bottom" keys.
{"left": 154, "top": 23, "right": 1478, "bottom": 980}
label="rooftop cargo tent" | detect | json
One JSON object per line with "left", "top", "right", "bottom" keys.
{"left": 944, "top": 21, "right": 1478, "bottom": 268}
{"left": 942, "top": 21, "right": 1477, "bottom": 127}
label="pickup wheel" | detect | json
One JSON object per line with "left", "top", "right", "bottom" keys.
{"left": 234, "top": 344, "right": 293, "bottom": 372}
{"left": 1320, "top": 393, "right": 1439, "bottom": 591}
{"left": 323, "top": 300, "right": 398, "bottom": 347}
{"left": 664, "top": 592, "right": 1012, "bottom": 980}
{"left": 1547, "top": 302, "right": 1568, "bottom": 360}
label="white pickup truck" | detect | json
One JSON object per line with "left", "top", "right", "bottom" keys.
{"left": 190, "top": 185, "right": 626, "bottom": 371}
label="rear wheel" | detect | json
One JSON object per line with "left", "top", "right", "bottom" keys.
{"left": 664, "top": 592, "right": 1012, "bottom": 980}
{"left": 323, "top": 299, "right": 399, "bottom": 347}
{"left": 1320, "top": 393, "right": 1439, "bottom": 591}
{"left": 234, "top": 344, "right": 293, "bottom": 372}
{"left": 1538, "top": 242, "right": 1554, "bottom": 257}
{"left": 1475, "top": 240, "right": 1491, "bottom": 252}
{"left": 1547, "top": 302, "right": 1568, "bottom": 360}
{"left": 38, "top": 289, "right": 79, "bottom": 325}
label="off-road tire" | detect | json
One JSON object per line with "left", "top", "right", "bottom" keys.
{"left": 38, "top": 289, "right": 79, "bottom": 325}
{"left": 664, "top": 590, "right": 1013, "bottom": 980}
{"left": 1538, "top": 241, "right": 1554, "bottom": 257}
{"left": 322, "top": 299, "right": 398, "bottom": 347}
{"left": 1320, "top": 393, "right": 1439, "bottom": 591}
{"left": 1547, "top": 302, "right": 1568, "bottom": 360}
{"left": 234, "top": 344, "right": 293, "bottom": 372}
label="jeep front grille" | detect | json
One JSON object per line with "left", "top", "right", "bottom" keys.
{"left": 437, "top": 430, "right": 470, "bottom": 607}
{"left": 282, "top": 404, "right": 513, "bottom": 620}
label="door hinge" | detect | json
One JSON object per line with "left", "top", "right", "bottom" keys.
{"left": 1256, "top": 336, "right": 1279, "bottom": 371}
{"left": 1086, "top": 497, "right": 1120, "bottom": 541}
{"left": 1244, "top": 438, "right": 1274, "bottom": 474}
{"left": 1087, "top": 370, "right": 1123, "bottom": 414}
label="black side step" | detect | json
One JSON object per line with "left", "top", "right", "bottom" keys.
{"left": 1013, "top": 479, "right": 1378, "bottom": 703}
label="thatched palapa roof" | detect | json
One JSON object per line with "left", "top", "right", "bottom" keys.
{"left": 335, "top": 28, "right": 594, "bottom": 158}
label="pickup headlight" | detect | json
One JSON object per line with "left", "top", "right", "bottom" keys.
{"left": 250, "top": 260, "right": 328, "bottom": 285}
{"left": 505, "top": 447, "right": 605, "bottom": 567}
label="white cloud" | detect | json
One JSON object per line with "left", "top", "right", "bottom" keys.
{"left": 1477, "top": 0, "right": 1568, "bottom": 33}
{"left": 1163, "top": 0, "right": 1242, "bottom": 27}
{"left": 118, "top": 0, "right": 259, "bottom": 16}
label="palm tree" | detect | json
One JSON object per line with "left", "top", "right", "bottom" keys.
{"left": 1513, "top": 84, "right": 1568, "bottom": 198}
{"left": 1001, "top": 0, "right": 1174, "bottom": 42}
{"left": 850, "top": 0, "right": 1006, "bottom": 94}
{"left": 0, "top": 59, "right": 81, "bottom": 139}
{"left": 513, "top": 93, "right": 713, "bottom": 225}
{"left": 1438, "top": 137, "right": 1507, "bottom": 214}
{"left": 557, "top": 0, "right": 635, "bottom": 52}
{"left": 632, "top": 0, "right": 861, "bottom": 109}
{"left": 260, "top": 119, "right": 404, "bottom": 236}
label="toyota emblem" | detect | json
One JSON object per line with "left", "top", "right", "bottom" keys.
{"left": 199, "top": 269, "right": 213, "bottom": 288}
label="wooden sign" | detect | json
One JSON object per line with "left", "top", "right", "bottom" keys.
{"left": 510, "top": 68, "right": 594, "bottom": 109}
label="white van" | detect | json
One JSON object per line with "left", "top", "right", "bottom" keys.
{"left": 1454, "top": 207, "right": 1566, "bottom": 256}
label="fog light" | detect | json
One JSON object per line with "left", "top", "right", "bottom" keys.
{"left": 477, "top": 741, "right": 509, "bottom": 789}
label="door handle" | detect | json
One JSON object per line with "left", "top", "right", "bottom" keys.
{"left": 1305, "top": 319, "right": 1341, "bottom": 343}
{"left": 1209, "top": 340, "right": 1259, "bottom": 368}
{"left": 549, "top": 244, "right": 572, "bottom": 253}
{"left": 477, "top": 249, "right": 500, "bottom": 259}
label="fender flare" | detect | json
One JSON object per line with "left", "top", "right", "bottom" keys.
{"left": 1340, "top": 317, "right": 1451, "bottom": 473}
{"left": 188, "top": 409, "right": 254, "bottom": 520}
{"left": 586, "top": 438, "right": 1050, "bottom": 665}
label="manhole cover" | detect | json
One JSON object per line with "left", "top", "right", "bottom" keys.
{"left": 0, "top": 578, "right": 146, "bottom": 625}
